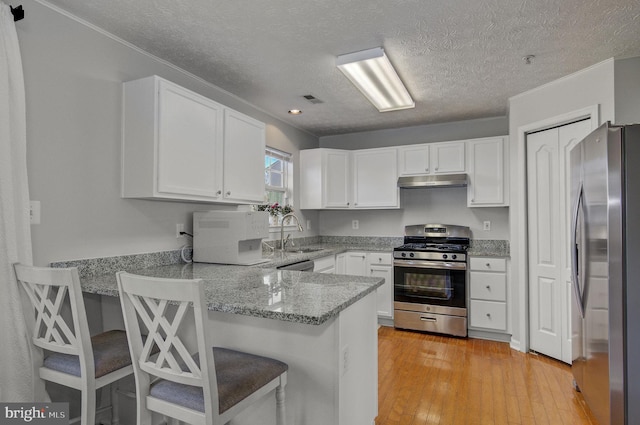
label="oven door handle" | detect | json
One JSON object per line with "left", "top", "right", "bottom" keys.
{"left": 393, "top": 259, "right": 467, "bottom": 271}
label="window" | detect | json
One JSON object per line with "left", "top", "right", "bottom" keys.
{"left": 264, "top": 147, "right": 293, "bottom": 206}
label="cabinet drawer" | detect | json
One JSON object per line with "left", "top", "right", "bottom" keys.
{"left": 469, "top": 257, "right": 506, "bottom": 272}
{"left": 469, "top": 300, "right": 507, "bottom": 331}
{"left": 469, "top": 271, "right": 506, "bottom": 301}
{"left": 368, "top": 252, "right": 392, "bottom": 266}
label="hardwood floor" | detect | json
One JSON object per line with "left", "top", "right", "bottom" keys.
{"left": 376, "top": 326, "right": 599, "bottom": 425}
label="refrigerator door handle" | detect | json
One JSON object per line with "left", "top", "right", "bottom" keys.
{"left": 571, "top": 181, "right": 586, "bottom": 318}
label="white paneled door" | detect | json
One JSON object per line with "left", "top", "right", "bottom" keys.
{"left": 527, "top": 119, "right": 592, "bottom": 363}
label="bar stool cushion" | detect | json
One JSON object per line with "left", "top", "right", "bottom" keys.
{"left": 149, "top": 347, "right": 289, "bottom": 414}
{"left": 44, "top": 330, "right": 132, "bottom": 378}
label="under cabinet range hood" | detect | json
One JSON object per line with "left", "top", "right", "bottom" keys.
{"left": 397, "top": 174, "right": 468, "bottom": 188}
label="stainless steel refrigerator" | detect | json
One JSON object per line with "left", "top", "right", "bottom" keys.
{"left": 570, "top": 122, "right": 640, "bottom": 425}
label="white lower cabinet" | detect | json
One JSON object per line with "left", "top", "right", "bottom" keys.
{"left": 313, "top": 255, "right": 336, "bottom": 274}
{"left": 367, "top": 253, "right": 393, "bottom": 319}
{"left": 335, "top": 253, "right": 346, "bottom": 275}
{"left": 345, "top": 252, "right": 368, "bottom": 275}
{"left": 343, "top": 251, "right": 393, "bottom": 320}
{"left": 468, "top": 257, "right": 509, "bottom": 336}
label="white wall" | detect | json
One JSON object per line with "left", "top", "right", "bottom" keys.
{"left": 17, "top": 0, "right": 319, "bottom": 266}
{"left": 614, "top": 57, "right": 640, "bottom": 125}
{"left": 320, "top": 116, "right": 508, "bottom": 150}
{"left": 508, "top": 58, "right": 620, "bottom": 351}
{"left": 319, "top": 188, "right": 509, "bottom": 239}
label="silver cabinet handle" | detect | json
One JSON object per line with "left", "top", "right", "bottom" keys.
{"left": 226, "top": 191, "right": 231, "bottom": 196}
{"left": 216, "top": 190, "right": 222, "bottom": 195}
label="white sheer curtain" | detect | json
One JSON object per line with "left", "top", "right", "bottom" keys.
{"left": 0, "top": 3, "right": 45, "bottom": 402}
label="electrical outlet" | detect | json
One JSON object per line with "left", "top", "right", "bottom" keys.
{"left": 30, "top": 201, "right": 41, "bottom": 225}
{"left": 306, "top": 220, "right": 311, "bottom": 230}
{"left": 483, "top": 221, "right": 491, "bottom": 231}
{"left": 176, "top": 223, "right": 185, "bottom": 238}
{"left": 352, "top": 220, "right": 359, "bottom": 230}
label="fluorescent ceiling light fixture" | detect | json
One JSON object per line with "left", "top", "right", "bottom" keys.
{"left": 336, "top": 47, "right": 414, "bottom": 112}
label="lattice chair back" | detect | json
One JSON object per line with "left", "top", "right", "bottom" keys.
{"left": 116, "top": 272, "right": 219, "bottom": 425}
{"left": 14, "top": 264, "right": 95, "bottom": 381}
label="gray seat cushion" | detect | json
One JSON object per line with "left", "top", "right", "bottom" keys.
{"left": 43, "top": 330, "right": 132, "bottom": 378}
{"left": 149, "top": 347, "right": 288, "bottom": 414}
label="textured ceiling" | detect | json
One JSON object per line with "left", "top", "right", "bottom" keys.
{"left": 40, "top": 0, "right": 640, "bottom": 136}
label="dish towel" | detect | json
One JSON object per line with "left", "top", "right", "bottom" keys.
{"left": 0, "top": 3, "right": 46, "bottom": 402}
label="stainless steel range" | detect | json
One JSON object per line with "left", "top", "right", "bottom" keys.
{"left": 393, "top": 224, "right": 470, "bottom": 337}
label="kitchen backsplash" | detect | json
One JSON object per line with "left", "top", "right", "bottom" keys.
{"left": 50, "top": 237, "right": 509, "bottom": 276}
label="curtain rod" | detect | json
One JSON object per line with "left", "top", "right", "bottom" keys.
{"left": 10, "top": 4, "right": 24, "bottom": 22}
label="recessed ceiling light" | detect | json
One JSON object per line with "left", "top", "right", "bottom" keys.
{"left": 288, "top": 109, "right": 303, "bottom": 115}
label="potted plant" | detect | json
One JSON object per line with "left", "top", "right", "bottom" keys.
{"left": 253, "top": 203, "right": 294, "bottom": 225}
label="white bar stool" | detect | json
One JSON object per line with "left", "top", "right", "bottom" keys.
{"left": 116, "top": 271, "right": 288, "bottom": 425}
{"left": 14, "top": 264, "right": 134, "bottom": 425}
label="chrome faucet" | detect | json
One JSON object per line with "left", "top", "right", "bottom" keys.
{"left": 280, "top": 213, "right": 304, "bottom": 251}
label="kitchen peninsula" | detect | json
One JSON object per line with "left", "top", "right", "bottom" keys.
{"left": 76, "top": 261, "right": 383, "bottom": 425}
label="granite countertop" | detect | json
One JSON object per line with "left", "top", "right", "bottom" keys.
{"left": 467, "top": 240, "right": 510, "bottom": 257}
{"left": 256, "top": 243, "right": 395, "bottom": 268}
{"left": 81, "top": 263, "right": 383, "bottom": 326}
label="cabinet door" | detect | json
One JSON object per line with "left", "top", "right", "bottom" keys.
{"left": 335, "top": 253, "right": 346, "bottom": 274}
{"left": 222, "top": 109, "right": 266, "bottom": 203}
{"left": 467, "top": 137, "right": 508, "bottom": 207}
{"left": 345, "top": 252, "right": 367, "bottom": 276}
{"left": 430, "top": 142, "right": 465, "bottom": 174}
{"left": 370, "top": 264, "right": 393, "bottom": 319}
{"left": 157, "top": 80, "right": 223, "bottom": 198}
{"left": 352, "top": 148, "right": 399, "bottom": 208}
{"left": 314, "top": 255, "right": 336, "bottom": 274}
{"left": 398, "top": 145, "right": 430, "bottom": 176}
{"left": 324, "top": 150, "right": 350, "bottom": 208}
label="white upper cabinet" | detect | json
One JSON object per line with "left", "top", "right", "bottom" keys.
{"left": 398, "top": 141, "right": 465, "bottom": 176}
{"left": 397, "top": 145, "right": 430, "bottom": 175}
{"left": 430, "top": 141, "right": 466, "bottom": 174}
{"left": 121, "top": 75, "right": 265, "bottom": 204}
{"left": 352, "top": 148, "right": 399, "bottom": 208}
{"left": 300, "top": 148, "right": 399, "bottom": 209}
{"left": 222, "top": 109, "right": 266, "bottom": 203}
{"left": 466, "top": 136, "right": 509, "bottom": 207}
{"left": 300, "top": 149, "right": 350, "bottom": 209}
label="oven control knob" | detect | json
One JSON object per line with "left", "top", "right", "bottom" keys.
{"left": 409, "top": 253, "right": 415, "bottom": 258}
{"left": 442, "top": 254, "right": 448, "bottom": 259}
{"left": 452, "top": 254, "right": 457, "bottom": 260}
{"left": 401, "top": 252, "right": 407, "bottom": 258}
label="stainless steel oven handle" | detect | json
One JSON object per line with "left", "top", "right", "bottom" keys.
{"left": 393, "top": 259, "right": 467, "bottom": 271}
{"left": 420, "top": 316, "right": 437, "bottom": 322}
